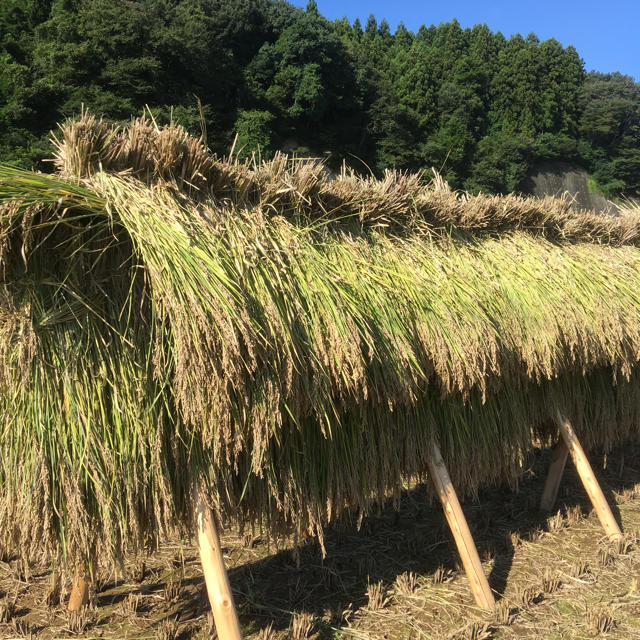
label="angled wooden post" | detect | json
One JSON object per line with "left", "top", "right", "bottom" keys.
{"left": 540, "top": 439, "right": 569, "bottom": 511}
{"left": 195, "top": 484, "right": 243, "bottom": 640}
{"left": 556, "top": 415, "right": 623, "bottom": 541}
{"left": 427, "top": 442, "right": 495, "bottom": 610}
{"left": 67, "top": 574, "right": 89, "bottom": 611}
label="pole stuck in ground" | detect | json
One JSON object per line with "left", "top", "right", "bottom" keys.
{"left": 67, "top": 574, "right": 89, "bottom": 611}
{"left": 554, "top": 414, "right": 623, "bottom": 542}
{"left": 427, "top": 442, "right": 495, "bottom": 610}
{"left": 194, "top": 483, "right": 243, "bottom": 640}
{"left": 540, "top": 439, "right": 570, "bottom": 512}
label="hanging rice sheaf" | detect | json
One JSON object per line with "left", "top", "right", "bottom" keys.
{"left": 1, "top": 112, "right": 640, "bottom": 568}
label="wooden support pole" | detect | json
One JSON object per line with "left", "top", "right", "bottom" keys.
{"left": 556, "top": 415, "right": 623, "bottom": 541}
{"left": 195, "top": 484, "right": 243, "bottom": 640}
{"left": 67, "top": 575, "right": 89, "bottom": 611}
{"left": 540, "top": 439, "right": 569, "bottom": 512}
{"left": 427, "top": 442, "right": 495, "bottom": 610}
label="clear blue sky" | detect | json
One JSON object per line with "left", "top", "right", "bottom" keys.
{"left": 291, "top": 0, "right": 640, "bottom": 81}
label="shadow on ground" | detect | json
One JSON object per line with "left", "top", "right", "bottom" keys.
{"left": 2, "top": 442, "right": 638, "bottom": 639}
{"left": 227, "top": 442, "right": 639, "bottom": 638}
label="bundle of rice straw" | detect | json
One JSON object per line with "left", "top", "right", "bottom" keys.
{"left": 2, "top": 112, "right": 640, "bottom": 567}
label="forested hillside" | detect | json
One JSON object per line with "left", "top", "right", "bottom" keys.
{"left": 1, "top": 0, "right": 639, "bottom": 196}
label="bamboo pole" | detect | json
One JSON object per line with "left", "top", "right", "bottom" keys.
{"left": 540, "top": 439, "right": 569, "bottom": 511}
{"left": 67, "top": 575, "right": 89, "bottom": 611}
{"left": 194, "top": 484, "right": 243, "bottom": 640}
{"left": 427, "top": 442, "right": 495, "bottom": 610}
{"left": 556, "top": 415, "right": 623, "bottom": 541}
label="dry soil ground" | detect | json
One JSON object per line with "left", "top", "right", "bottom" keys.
{"left": 1, "top": 442, "right": 640, "bottom": 640}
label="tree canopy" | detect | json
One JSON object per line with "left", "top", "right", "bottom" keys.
{"left": 1, "top": 0, "right": 638, "bottom": 196}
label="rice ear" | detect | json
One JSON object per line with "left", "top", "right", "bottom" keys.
{"left": 50, "top": 111, "right": 640, "bottom": 243}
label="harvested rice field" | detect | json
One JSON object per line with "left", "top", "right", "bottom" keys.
{"left": 1, "top": 441, "right": 639, "bottom": 640}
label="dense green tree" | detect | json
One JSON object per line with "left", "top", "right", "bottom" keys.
{"left": 579, "top": 72, "right": 640, "bottom": 194}
{"left": 244, "top": 5, "right": 360, "bottom": 157}
{"left": 0, "top": 1, "right": 639, "bottom": 197}
{"left": 234, "top": 109, "right": 275, "bottom": 157}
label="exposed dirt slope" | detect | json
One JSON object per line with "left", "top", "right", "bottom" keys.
{"left": 520, "top": 161, "right": 618, "bottom": 215}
